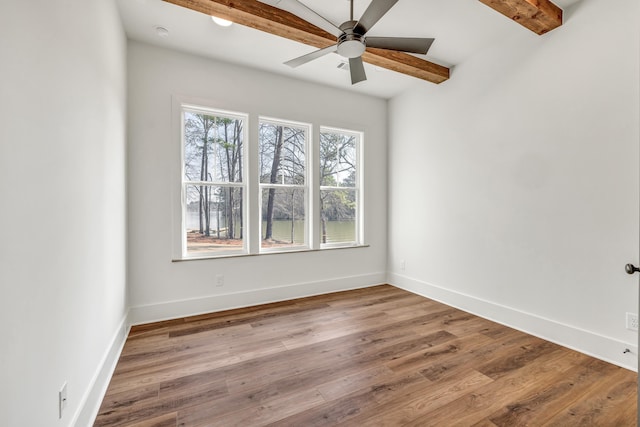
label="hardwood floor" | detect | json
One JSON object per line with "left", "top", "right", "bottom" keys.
{"left": 94, "top": 285, "right": 637, "bottom": 426}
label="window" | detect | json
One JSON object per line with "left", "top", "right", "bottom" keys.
{"left": 178, "top": 102, "right": 362, "bottom": 259}
{"left": 182, "top": 106, "right": 247, "bottom": 257}
{"left": 259, "top": 119, "right": 309, "bottom": 251}
{"left": 320, "top": 127, "right": 361, "bottom": 247}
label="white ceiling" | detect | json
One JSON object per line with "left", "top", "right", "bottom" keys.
{"left": 117, "top": 0, "right": 581, "bottom": 98}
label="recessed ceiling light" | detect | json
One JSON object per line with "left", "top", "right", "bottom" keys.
{"left": 154, "top": 26, "right": 169, "bottom": 37}
{"left": 211, "top": 16, "right": 233, "bottom": 27}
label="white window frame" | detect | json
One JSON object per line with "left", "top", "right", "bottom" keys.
{"left": 171, "top": 98, "right": 366, "bottom": 261}
{"left": 180, "top": 104, "right": 249, "bottom": 259}
{"left": 258, "top": 117, "right": 311, "bottom": 253}
{"left": 319, "top": 126, "right": 363, "bottom": 249}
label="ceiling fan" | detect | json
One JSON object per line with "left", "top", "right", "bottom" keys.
{"left": 258, "top": 0, "right": 435, "bottom": 85}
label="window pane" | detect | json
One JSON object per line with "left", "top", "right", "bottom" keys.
{"left": 185, "top": 185, "right": 244, "bottom": 254}
{"left": 184, "top": 111, "right": 244, "bottom": 183}
{"left": 320, "top": 189, "right": 356, "bottom": 244}
{"left": 261, "top": 188, "right": 306, "bottom": 249}
{"left": 259, "top": 122, "right": 306, "bottom": 185}
{"left": 320, "top": 131, "right": 356, "bottom": 187}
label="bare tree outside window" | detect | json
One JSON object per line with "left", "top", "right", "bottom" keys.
{"left": 183, "top": 108, "right": 246, "bottom": 255}
{"left": 320, "top": 128, "right": 360, "bottom": 245}
{"left": 259, "top": 120, "right": 308, "bottom": 250}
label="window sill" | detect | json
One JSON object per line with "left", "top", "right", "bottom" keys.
{"left": 172, "top": 244, "right": 370, "bottom": 262}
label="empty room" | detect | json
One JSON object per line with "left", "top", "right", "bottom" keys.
{"left": 2, "top": 0, "right": 639, "bottom": 425}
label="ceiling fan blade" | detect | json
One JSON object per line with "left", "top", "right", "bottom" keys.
{"left": 349, "top": 57, "right": 367, "bottom": 85}
{"left": 365, "top": 37, "right": 435, "bottom": 55}
{"left": 284, "top": 44, "right": 338, "bottom": 68}
{"left": 257, "top": 0, "right": 342, "bottom": 38}
{"left": 354, "top": 0, "right": 399, "bottom": 34}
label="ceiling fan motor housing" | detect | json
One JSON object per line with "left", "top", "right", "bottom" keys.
{"left": 337, "top": 20, "right": 366, "bottom": 58}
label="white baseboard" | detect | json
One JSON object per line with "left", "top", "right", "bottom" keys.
{"left": 73, "top": 311, "right": 131, "bottom": 427}
{"left": 129, "top": 272, "right": 387, "bottom": 326}
{"left": 389, "top": 272, "right": 638, "bottom": 372}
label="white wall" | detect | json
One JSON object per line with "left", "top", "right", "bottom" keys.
{"left": 127, "top": 41, "right": 387, "bottom": 323}
{"left": 388, "top": 0, "right": 640, "bottom": 369}
{"left": 0, "top": 1, "right": 128, "bottom": 426}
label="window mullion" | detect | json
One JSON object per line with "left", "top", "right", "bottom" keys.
{"left": 310, "top": 125, "right": 320, "bottom": 250}
{"left": 247, "top": 113, "right": 261, "bottom": 255}
{"left": 184, "top": 180, "right": 245, "bottom": 187}
{"left": 259, "top": 184, "right": 307, "bottom": 190}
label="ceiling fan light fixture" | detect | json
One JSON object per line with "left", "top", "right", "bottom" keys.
{"left": 337, "top": 27, "right": 366, "bottom": 59}
{"left": 337, "top": 40, "right": 365, "bottom": 58}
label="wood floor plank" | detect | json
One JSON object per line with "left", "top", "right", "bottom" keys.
{"left": 419, "top": 332, "right": 534, "bottom": 382}
{"left": 317, "top": 365, "right": 396, "bottom": 401}
{"left": 223, "top": 325, "right": 437, "bottom": 395}
{"left": 127, "top": 412, "right": 177, "bottom": 427}
{"left": 487, "top": 356, "right": 615, "bottom": 426}
{"left": 347, "top": 369, "right": 494, "bottom": 426}
{"left": 123, "top": 323, "right": 253, "bottom": 357}
{"left": 541, "top": 364, "right": 638, "bottom": 427}
{"left": 278, "top": 311, "right": 393, "bottom": 350}
{"left": 95, "top": 378, "right": 227, "bottom": 426}
{"left": 404, "top": 348, "right": 594, "bottom": 427}
{"left": 168, "top": 303, "right": 332, "bottom": 338}
{"left": 195, "top": 388, "right": 326, "bottom": 427}
{"left": 94, "top": 285, "right": 637, "bottom": 426}
{"left": 104, "top": 350, "right": 241, "bottom": 396}
{"left": 95, "top": 385, "right": 160, "bottom": 425}
{"left": 266, "top": 371, "right": 432, "bottom": 426}
{"left": 385, "top": 332, "right": 496, "bottom": 374}
{"left": 476, "top": 338, "right": 562, "bottom": 379}
{"left": 221, "top": 313, "right": 455, "bottom": 396}
{"left": 471, "top": 420, "right": 499, "bottom": 427}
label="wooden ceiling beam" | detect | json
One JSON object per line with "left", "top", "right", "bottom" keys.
{"left": 478, "top": 0, "right": 563, "bottom": 35}
{"left": 163, "top": 0, "right": 450, "bottom": 84}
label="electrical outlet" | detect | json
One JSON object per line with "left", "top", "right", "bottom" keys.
{"left": 216, "top": 274, "right": 224, "bottom": 287}
{"left": 626, "top": 313, "right": 638, "bottom": 331}
{"left": 59, "top": 382, "right": 67, "bottom": 419}
{"left": 400, "top": 260, "right": 406, "bottom": 272}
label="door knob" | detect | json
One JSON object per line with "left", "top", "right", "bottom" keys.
{"left": 625, "top": 263, "right": 640, "bottom": 275}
